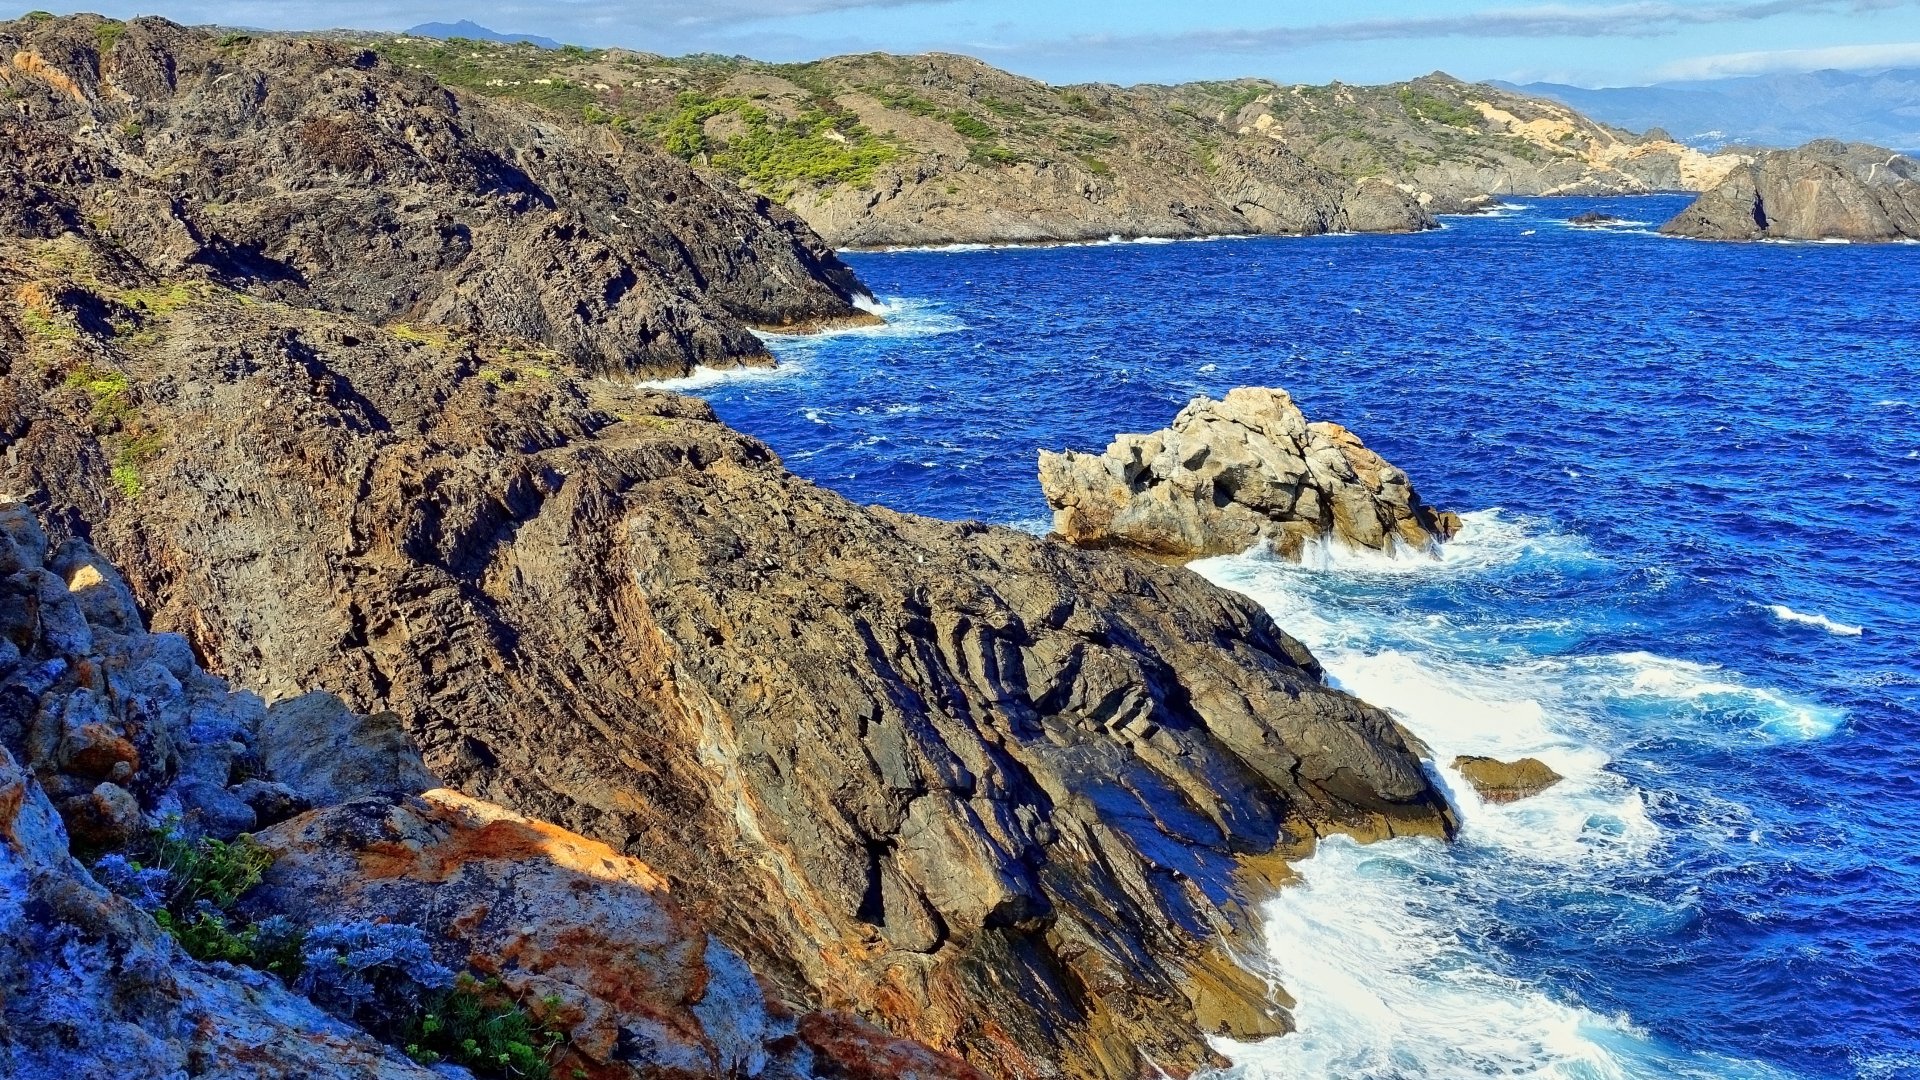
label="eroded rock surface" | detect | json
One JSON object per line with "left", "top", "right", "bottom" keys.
{"left": 1038, "top": 387, "right": 1458, "bottom": 561}
{"left": 4, "top": 225, "right": 1454, "bottom": 1077}
{"left": 0, "top": 14, "right": 873, "bottom": 379}
{"left": 241, "top": 789, "right": 984, "bottom": 1080}
{"left": 1660, "top": 140, "right": 1920, "bottom": 242}
{"left": 0, "top": 501, "right": 452, "bottom": 1079}
{"left": 1451, "top": 756, "right": 1564, "bottom": 804}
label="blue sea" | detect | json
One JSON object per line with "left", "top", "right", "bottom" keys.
{"left": 662, "top": 196, "right": 1920, "bottom": 1080}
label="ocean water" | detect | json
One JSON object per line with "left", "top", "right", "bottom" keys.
{"left": 669, "top": 196, "right": 1920, "bottom": 1079}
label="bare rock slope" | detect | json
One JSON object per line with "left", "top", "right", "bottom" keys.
{"left": 0, "top": 499, "right": 976, "bottom": 1080}
{"left": 1660, "top": 139, "right": 1920, "bottom": 241}
{"left": 1039, "top": 387, "right": 1458, "bottom": 561}
{"left": 0, "top": 14, "right": 873, "bottom": 379}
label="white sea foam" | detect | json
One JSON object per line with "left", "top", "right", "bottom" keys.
{"left": 634, "top": 360, "right": 805, "bottom": 391}
{"left": 1191, "top": 511, "right": 1826, "bottom": 1079}
{"left": 1765, "top": 603, "right": 1864, "bottom": 637}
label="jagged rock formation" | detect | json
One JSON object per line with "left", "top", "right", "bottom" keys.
{"left": 241, "top": 789, "right": 984, "bottom": 1080}
{"left": 0, "top": 497, "right": 977, "bottom": 1079}
{"left": 1038, "top": 388, "right": 1459, "bottom": 562}
{"left": 0, "top": 14, "right": 874, "bottom": 379}
{"left": 2, "top": 207, "right": 1453, "bottom": 1076}
{"left": 1451, "top": 756, "right": 1565, "bottom": 804}
{"left": 0, "top": 501, "right": 449, "bottom": 1078}
{"left": 1659, "top": 140, "right": 1920, "bottom": 242}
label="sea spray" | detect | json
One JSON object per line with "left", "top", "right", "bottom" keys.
{"left": 1195, "top": 512, "right": 1828, "bottom": 1080}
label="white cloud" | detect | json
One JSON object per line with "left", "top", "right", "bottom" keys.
{"left": 1656, "top": 40, "right": 1920, "bottom": 78}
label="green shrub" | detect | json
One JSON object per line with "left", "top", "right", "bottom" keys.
{"left": 1396, "top": 86, "right": 1481, "bottom": 128}
{"left": 947, "top": 112, "right": 993, "bottom": 140}
{"left": 95, "top": 21, "right": 125, "bottom": 51}
{"left": 152, "top": 826, "right": 274, "bottom": 909}
{"left": 405, "top": 975, "right": 567, "bottom": 1079}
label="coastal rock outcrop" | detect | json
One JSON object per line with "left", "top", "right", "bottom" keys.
{"left": 1451, "top": 756, "right": 1564, "bottom": 804}
{"left": 0, "top": 14, "right": 873, "bottom": 379}
{"left": 1659, "top": 140, "right": 1920, "bottom": 242}
{"left": 240, "top": 789, "right": 984, "bottom": 1080}
{"left": 3, "top": 219, "right": 1454, "bottom": 1076}
{"left": 1038, "top": 387, "right": 1459, "bottom": 561}
{"left": 0, "top": 501, "right": 452, "bottom": 1079}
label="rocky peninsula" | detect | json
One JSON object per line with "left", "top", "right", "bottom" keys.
{"left": 1038, "top": 388, "right": 1460, "bottom": 561}
{"left": 1660, "top": 140, "right": 1920, "bottom": 242}
{"left": 2, "top": 15, "right": 1458, "bottom": 1079}
{"left": 362, "top": 38, "right": 1742, "bottom": 247}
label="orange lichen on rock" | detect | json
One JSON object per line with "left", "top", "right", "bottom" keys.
{"left": 10, "top": 51, "right": 86, "bottom": 103}
{"left": 799, "top": 1010, "right": 989, "bottom": 1080}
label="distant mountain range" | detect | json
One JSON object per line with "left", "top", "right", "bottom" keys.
{"left": 1500, "top": 68, "right": 1920, "bottom": 151}
{"left": 405, "top": 20, "right": 558, "bottom": 49}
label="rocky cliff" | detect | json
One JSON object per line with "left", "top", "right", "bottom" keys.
{"left": 1659, "top": 139, "right": 1920, "bottom": 242}
{"left": 0, "top": 499, "right": 980, "bottom": 1079}
{"left": 0, "top": 13, "right": 873, "bottom": 380}
{"left": 1039, "top": 388, "right": 1458, "bottom": 561}
{"left": 2, "top": 44, "right": 1457, "bottom": 1074}
{"left": 364, "top": 39, "right": 1742, "bottom": 246}
{"left": 1156, "top": 73, "right": 1744, "bottom": 215}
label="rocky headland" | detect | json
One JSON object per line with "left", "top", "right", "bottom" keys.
{"left": 0, "top": 13, "right": 874, "bottom": 381}
{"left": 1659, "top": 140, "right": 1920, "bottom": 242}
{"left": 1038, "top": 388, "right": 1460, "bottom": 561}
{"left": 362, "top": 38, "right": 1743, "bottom": 247}
{"left": 1, "top": 16, "right": 1461, "bottom": 1079}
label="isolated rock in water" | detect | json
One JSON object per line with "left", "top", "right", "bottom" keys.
{"left": 1451, "top": 755, "right": 1564, "bottom": 803}
{"left": 1569, "top": 211, "right": 1628, "bottom": 225}
{"left": 1038, "top": 387, "right": 1459, "bottom": 561}
{"left": 242, "top": 789, "right": 983, "bottom": 1080}
{"left": 1660, "top": 140, "right": 1920, "bottom": 242}
{"left": 259, "top": 691, "right": 439, "bottom": 805}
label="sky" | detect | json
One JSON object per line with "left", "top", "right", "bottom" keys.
{"left": 29, "top": 0, "right": 1920, "bottom": 86}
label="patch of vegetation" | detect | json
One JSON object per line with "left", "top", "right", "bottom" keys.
{"left": 18, "top": 304, "right": 77, "bottom": 346}
{"left": 947, "top": 112, "right": 994, "bottom": 140}
{"left": 22, "top": 11, "right": 55, "bottom": 22}
{"left": 869, "top": 86, "right": 943, "bottom": 117}
{"left": 216, "top": 32, "right": 252, "bottom": 48}
{"left": 1080, "top": 155, "right": 1111, "bottom": 176}
{"left": 95, "top": 20, "right": 126, "bottom": 52}
{"left": 1195, "top": 139, "right": 1221, "bottom": 176}
{"left": 1396, "top": 87, "right": 1482, "bottom": 129}
{"left": 65, "top": 363, "right": 133, "bottom": 424}
{"left": 654, "top": 92, "right": 900, "bottom": 195}
{"left": 403, "top": 975, "right": 567, "bottom": 1079}
{"left": 967, "top": 142, "right": 1021, "bottom": 167}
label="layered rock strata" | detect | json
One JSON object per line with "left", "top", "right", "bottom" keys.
{"left": 3, "top": 225, "right": 1453, "bottom": 1077}
{"left": 0, "top": 498, "right": 977, "bottom": 1079}
{"left": 0, "top": 14, "right": 874, "bottom": 379}
{"left": 1660, "top": 140, "right": 1920, "bottom": 242}
{"left": 1038, "top": 387, "right": 1459, "bottom": 561}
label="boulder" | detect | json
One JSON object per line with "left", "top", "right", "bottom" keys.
{"left": 242, "top": 789, "right": 983, "bottom": 1080}
{"left": 1450, "top": 756, "right": 1565, "bottom": 803}
{"left": 1660, "top": 140, "right": 1920, "bottom": 242}
{"left": 259, "top": 691, "right": 438, "bottom": 805}
{"left": 1038, "top": 387, "right": 1458, "bottom": 561}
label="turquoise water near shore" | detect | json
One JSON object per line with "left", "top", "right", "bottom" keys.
{"left": 665, "top": 197, "right": 1920, "bottom": 1079}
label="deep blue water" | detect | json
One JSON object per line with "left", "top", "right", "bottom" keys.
{"left": 669, "top": 196, "right": 1920, "bottom": 1080}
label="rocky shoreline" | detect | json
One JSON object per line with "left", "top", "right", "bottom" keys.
{"left": 1, "top": 16, "right": 1465, "bottom": 1079}
{"left": 1659, "top": 139, "right": 1920, "bottom": 242}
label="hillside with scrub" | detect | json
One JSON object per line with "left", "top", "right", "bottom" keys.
{"left": 370, "top": 34, "right": 1741, "bottom": 246}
